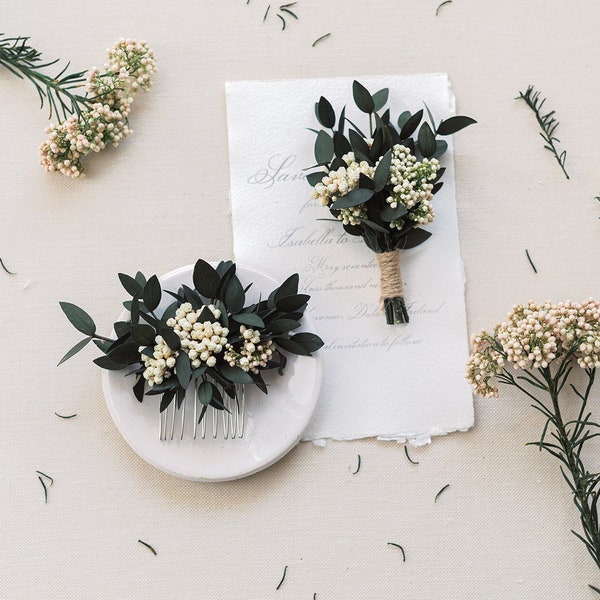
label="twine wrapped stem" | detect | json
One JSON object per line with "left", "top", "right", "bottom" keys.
{"left": 376, "top": 250, "right": 409, "bottom": 324}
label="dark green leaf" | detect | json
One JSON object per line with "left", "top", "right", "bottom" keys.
{"left": 338, "top": 105, "right": 346, "bottom": 133}
{"left": 362, "top": 219, "right": 389, "bottom": 234}
{"left": 352, "top": 80, "right": 374, "bottom": 113}
{"left": 343, "top": 223, "right": 363, "bottom": 236}
{"left": 216, "top": 262, "right": 236, "bottom": 302}
{"left": 133, "top": 375, "right": 145, "bottom": 402}
{"left": 193, "top": 259, "right": 220, "bottom": 299}
{"left": 397, "top": 111, "right": 411, "bottom": 129}
{"left": 93, "top": 355, "right": 126, "bottom": 370}
{"left": 268, "top": 319, "right": 301, "bottom": 334}
{"left": 276, "top": 294, "right": 311, "bottom": 312}
{"left": 210, "top": 385, "right": 226, "bottom": 410}
{"left": 108, "top": 342, "right": 140, "bottom": 364}
{"left": 306, "top": 171, "right": 324, "bottom": 187}
{"left": 373, "top": 149, "right": 392, "bottom": 192}
{"left": 433, "top": 139, "right": 448, "bottom": 158}
{"left": 94, "top": 339, "right": 112, "bottom": 353}
{"left": 400, "top": 109, "right": 423, "bottom": 140}
{"left": 372, "top": 88, "right": 389, "bottom": 112}
{"left": 181, "top": 284, "right": 203, "bottom": 310}
{"left": 436, "top": 115, "right": 477, "bottom": 135}
{"left": 131, "top": 324, "right": 156, "bottom": 346}
{"left": 423, "top": 101, "right": 437, "bottom": 131}
{"left": 274, "top": 273, "right": 299, "bottom": 302}
{"left": 348, "top": 129, "right": 371, "bottom": 157}
{"left": 274, "top": 337, "right": 312, "bottom": 356}
{"left": 225, "top": 273, "right": 245, "bottom": 314}
{"left": 401, "top": 228, "right": 433, "bottom": 249}
{"left": 197, "top": 305, "right": 215, "bottom": 323}
{"left": 118, "top": 273, "right": 142, "bottom": 297}
{"left": 146, "top": 380, "right": 177, "bottom": 395}
{"left": 216, "top": 261, "right": 234, "bottom": 276}
{"left": 314, "top": 130, "right": 334, "bottom": 164}
{"left": 176, "top": 352, "right": 192, "bottom": 389}
{"left": 333, "top": 131, "right": 352, "bottom": 157}
{"left": 317, "top": 96, "right": 335, "bottom": 128}
{"left": 217, "top": 301, "right": 229, "bottom": 328}
{"left": 191, "top": 365, "right": 207, "bottom": 380}
{"left": 432, "top": 182, "right": 444, "bottom": 194}
{"left": 232, "top": 313, "right": 265, "bottom": 328}
{"left": 370, "top": 127, "right": 383, "bottom": 159}
{"left": 417, "top": 121, "right": 436, "bottom": 158}
{"left": 219, "top": 365, "right": 254, "bottom": 384}
{"left": 291, "top": 332, "right": 324, "bottom": 352}
{"left": 196, "top": 380, "right": 213, "bottom": 406}
{"left": 331, "top": 188, "right": 374, "bottom": 209}
{"left": 159, "top": 327, "right": 180, "bottom": 351}
{"left": 380, "top": 203, "right": 408, "bottom": 222}
{"left": 160, "top": 388, "right": 176, "bottom": 412}
{"left": 59, "top": 302, "right": 96, "bottom": 336}
{"left": 143, "top": 275, "right": 161, "bottom": 312}
{"left": 57, "top": 336, "right": 92, "bottom": 366}
{"left": 114, "top": 321, "right": 131, "bottom": 338}
{"left": 134, "top": 271, "right": 146, "bottom": 287}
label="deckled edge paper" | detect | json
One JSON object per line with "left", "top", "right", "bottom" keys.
{"left": 226, "top": 75, "right": 474, "bottom": 444}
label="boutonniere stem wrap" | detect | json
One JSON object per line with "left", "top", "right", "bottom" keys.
{"left": 59, "top": 259, "right": 323, "bottom": 422}
{"left": 306, "top": 80, "right": 475, "bottom": 324}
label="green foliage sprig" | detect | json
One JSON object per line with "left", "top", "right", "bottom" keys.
{"left": 306, "top": 80, "right": 475, "bottom": 324}
{"left": 516, "top": 85, "right": 569, "bottom": 180}
{"left": 467, "top": 300, "right": 600, "bottom": 590}
{"left": 60, "top": 259, "right": 323, "bottom": 418}
{"left": 0, "top": 34, "right": 90, "bottom": 121}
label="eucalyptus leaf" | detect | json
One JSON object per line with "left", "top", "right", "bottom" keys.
{"left": 142, "top": 275, "right": 161, "bottom": 312}
{"left": 372, "top": 88, "right": 389, "bottom": 112}
{"left": 401, "top": 227, "right": 433, "bottom": 249}
{"left": 232, "top": 313, "right": 265, "bottom": 328}
{"left": 433, "top": 139, "right": 448, "bottom": 158}
{"left": 159, "top": 327, "right": 180, "bottom": 351}
{"left": 176, "top": 352, "right": 192, "bottom": 389}
{"left": 397, "top": 111, "right": 411, "bottom": 129}
{"left": 417, "top": 121, "right": 436, "bottom": 158}
{"left": 133, "top": 375, "right": 145, "bottom": 402}
{"left": 362, "top": 218, "right": 390, "bottom": 234}
{"left": 131, "top": 324, "right": 156, "bottom": 346}
{"left": 93, "top": 355, "right": 126, "bottom": 370}
{"left": 437, "top": 115, "right": 477, "bottom": 135}
{"left": 275, "top": 294, "right": 311, "bottom": 312}
{"left": 317, "top": 96, "right": 336, "bottom": 128}
{"left": 373, "top": 149, "right": 392, "bottom": 192}
{"left": 134, "top": 271, "right": 147, "bottom": 288}
{"left": 274, "top": 273, "right": 299, "bottom": 303}
{"left": 380, "top": 203, "right": 408, "bottom": 222}
{"left": 348, "top": 129, "right": 371, "bottom": 157}
{"left": 114, "top": 321, "right": 131, "bottom": 338}
{"left": 333, "top": 131, "right": 352, "bottom": 158}
{"left": 59, "top": 302, "right": 96, "bottom": 336}
{"left": 274, "top": 336, "right": 312, "bottom": 356}
{"left": 291, "top": 332, "right": 324, "bottom": 352}
{"left": 193, "top": 259, "right": 220, "bottom": 299}
{"left": 432, "top": 181, "right": 444, "bottom": 194}
{"left": 306, "top": 171, "right": 324, "bottom": 187}
{"left": 219, "top": 365, "right": 254, "bottom": 384}
{"left": 108, "top": 342, "right": 140, "bottom": 364}
{"left": 118, "top": 273, "right": 142, "bottom": 297}
{"left": 196, "top": 380, "right": 213, "bottom": 406}
{"left": 57, "top": 336, "right": 92, "bottom": 366}
{"left": 400, "top": 109, "right": 423, "bottom": 140}
{"left": 225, "top": 273, "right": 245, "bottom": 314}
{"left": 160, "top": 388, "right": 176, "bottom": 412}
{"left": 268, "top": 319, "right": 301, "bottom": 334}
{"left": 314, "top": 130, "right": 334, "bottom": 164}
{"left": 352, "top": 80, "right": 374, "bottom": 113}
{"left": 331, "top": 188, "right": 374, "bottom": 209}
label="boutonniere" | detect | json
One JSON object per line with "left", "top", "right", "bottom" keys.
{"left": 467, "top": 299, "right": 600, "bottom": 590}
{"left": 59, "top": 259, "right": 323, "bottom": 426}
{"left": 306, "top": 80, "right": 475, "bottom": 324}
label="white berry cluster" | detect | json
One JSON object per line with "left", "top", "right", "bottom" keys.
{"left": 141, "top": 303, "right": 229, "bottom": 387}
{"left": 39, "top": 39, "right": 156, "bottom": 178}
{"left": 384, "top": 145, "right": 440, "bottom": 230}
{"left": 467, "top": 299, "right": 600, "bottom": 398}
{"left": 223, "top": 326, "right": 274, "bottom": 373}
{"left": 310, "top": 152, "right": 373, "bottom": 225}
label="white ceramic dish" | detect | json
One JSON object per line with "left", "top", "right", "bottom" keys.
{"left": 102, "top": 263, "right": 322, "bottom": 481}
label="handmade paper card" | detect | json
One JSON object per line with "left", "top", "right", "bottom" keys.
{"left": 226, "top": 75, "right": 474, "bottom": 444}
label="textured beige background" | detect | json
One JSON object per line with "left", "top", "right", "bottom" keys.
{"left": 1, "top": 1, "right": 600, "bottom": 598}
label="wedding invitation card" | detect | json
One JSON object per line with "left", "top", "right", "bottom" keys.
{"left": 226, "top": 75, "right": 474, "bottom": 444}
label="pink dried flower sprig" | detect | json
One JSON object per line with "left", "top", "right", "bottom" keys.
{"left": 467, "top": 299, "right": 600, "bottom": 588}
{"left": 39, "top": 39, "right": 156, "bottom": 177}
{"left": 467, "top": 299, "right": 600, "bottom": 398}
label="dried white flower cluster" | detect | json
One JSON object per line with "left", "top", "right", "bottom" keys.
{"left": 141, "top": 303, "right": 229, "bottom": 387}
{"left": 310, "top": 151, "right": 372, "bottom": 225}
{"left": 467, "top": 299, "right": 600, "bottom": 398}
{"left": 310, "top": 146, "right": 439, "bottom": 229}
{"left": 224, "top": 326, "right": 274, "bottom": 373}
{"left": 385, "top": 145, "right": 439, "bottom": 229}
{"left": 39, "top": 39, "right": 156, "bottom": 177}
